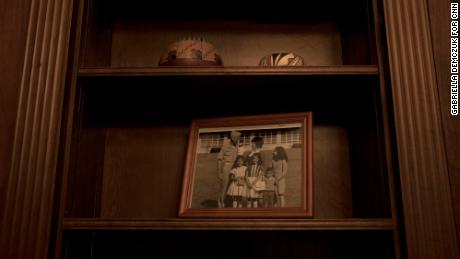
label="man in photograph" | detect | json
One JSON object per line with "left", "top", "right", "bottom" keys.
{"left": 217, "top": 131, "right": 241, "bottom": 208}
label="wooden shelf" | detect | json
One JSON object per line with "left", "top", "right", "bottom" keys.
{"left": 78, "top": 66, "right": 379, "bottom": 77}
{"left": 62, "top": 218, "right": 394, "bottom": 231}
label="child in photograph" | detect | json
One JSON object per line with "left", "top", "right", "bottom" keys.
{"left": 262, "top": 168, "right": 277, "bottom": 208}
{"left": 272, "top": 146, "right": 288, "bottom": 207}
{"left": 226, "top": 155, "right": 248, "bottom": 208}
{"left": 245, "top": 153, "right": 264, "bottom": 208}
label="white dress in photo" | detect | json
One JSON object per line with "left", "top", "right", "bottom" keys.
{"left": 227, "top": 166, "right": 248, "bottom": 197}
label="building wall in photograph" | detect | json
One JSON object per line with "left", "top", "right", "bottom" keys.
{"left": 198, "top": 128, "right": 302, "bottom": 154}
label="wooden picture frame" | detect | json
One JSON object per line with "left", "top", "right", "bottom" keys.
{"left": 179, "top": 112, "right": 313, "bottom": 218}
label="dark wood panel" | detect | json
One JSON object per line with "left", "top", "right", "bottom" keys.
{"left": 340, "top": 0, "right": 376, "bottom": 65}
{"left": 313, "top": 126, "right": 352, "bottom": 218}
{"left": 426, "top": 0, "right": 460, "bottom": 247}
{"left": 61, "top": 231, "right": 93, "bottom": 259}
{"left": 0, "top": 0, "right": 31, "bottom": 235}
{"left": 100, "top": 127, "right": 188, "bottom": 218}
{"left": 76, "top": 74, "right": 380, "bottom": 129}
{"left": 371, "top": 0, "right": 404, "bottom": 257}
{"left": 348, "top": 90, "right": 391, "bottom": 218}
{"left": 80, "top": 0, "right": 112, "bottom": 67}
{"left": 383, "top": 0, "right": 459, "bottom": 258}
{"left": 110, "top": 21, "right": 343, "bottom": 67}
{"left": 62, "top": 230, "right": 395, "bottom": 259}
{"left": 96, "top": 0, "right": 359, "bottom": 22}
{"left": 65, "top": 73, "right": 389, "bottom": 219}
{"left": 65, "top": 128, "right": 106, "bottom": 217}
{"left": 0, "top": 0, "right": 74, "bottom": 258}
{"left": 51, "top": 0, "right": 88, "bottom": 257}
{"left": 68, "top": 125, "right": 354, "bottom": 219}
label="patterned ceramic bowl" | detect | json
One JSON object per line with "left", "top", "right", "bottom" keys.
{"left": 159, "top": 37, "right": 222, "bottom": 66}
{"left": 259, "top": 52, "right": 304, "bottom": 66}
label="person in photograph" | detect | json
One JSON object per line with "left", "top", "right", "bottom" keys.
{"left": 217, "top": 131, "right": 241, "bottom": 208}
{"left": 262, "top": 168, "right": 277, "bottom": 208}
{"left": 245, "top": 153, "right": 264, "bottom": 208}
{"left": 272, "top": 146, "right": 288, "bottom": 207}
{"left": 244, "top": 136, "right": 264, "bottom": 166}
{"left": 226, "top": 155, "right": 248, "bottom": 208}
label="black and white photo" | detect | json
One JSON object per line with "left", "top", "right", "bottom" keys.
{"left": 179, "top": 113, "right": 313, "bottom": 218}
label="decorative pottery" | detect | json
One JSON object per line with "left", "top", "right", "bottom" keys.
{"left": 259, "top": 52, "right": 304, "bottom": 66}
{"left": 159, "top": 37, "right": 222, "bottom": 66}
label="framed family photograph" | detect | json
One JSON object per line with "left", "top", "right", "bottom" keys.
{"left": 179, "top": 112, "right": 313, "bottom": 218}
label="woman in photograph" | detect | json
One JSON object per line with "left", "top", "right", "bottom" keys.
{"left": 217, "top": 131, "right": 241, "bottom": 208}
{"left": 226, "top": 155, "right": 248, "bottom": 208}
{"left": 245, "top": 153, "right": 264, "bottom": 208}
{"left": 272, "top": 146, "right": 289, "bottom": 207}
{"left": 245, "top": 136, "right": 264, "bottom": 166}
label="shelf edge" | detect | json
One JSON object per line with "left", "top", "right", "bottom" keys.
{"left": 62, "top": 218, "right": 395, "bottom": 231}
{"left": 77, "top": 66, "right": 379, "bottom": 77}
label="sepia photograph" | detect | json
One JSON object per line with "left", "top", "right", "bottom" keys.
{"left": 179, "top": 113, "right": 312, "bottom": 218}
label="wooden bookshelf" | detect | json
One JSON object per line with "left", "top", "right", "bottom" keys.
{"left": 2, "top": 0, "right": 457, "bottom": 258}
{"left": 55, "top": 0, "right": 401, "bottom": 258}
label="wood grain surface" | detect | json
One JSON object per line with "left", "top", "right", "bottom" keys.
{"left": 99, "top": 127, "right": 188, "bottom": 218}
{"left": 110, "top": 21, "right": 343, "bottom": 67}
{"left": 0, "top": 0, "right": 31, "bottom": 237}
{"left": 0, "top": 0, "right": 73, "bottom": 258}
{"left": 383, "top": 0, "right": 460, "bottom": 258}
{"left": 427, "top": 0, "right": 460, "bottom": 248}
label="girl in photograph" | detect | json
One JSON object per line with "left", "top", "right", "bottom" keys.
{"left": 245, "top": 153, "right": 264, "bottom": 208}
{"left": 226, "top": 155, "right": 248, "bottom": 208}
{"left": 272, "top": 146, "right": 288, "bottom": 207}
